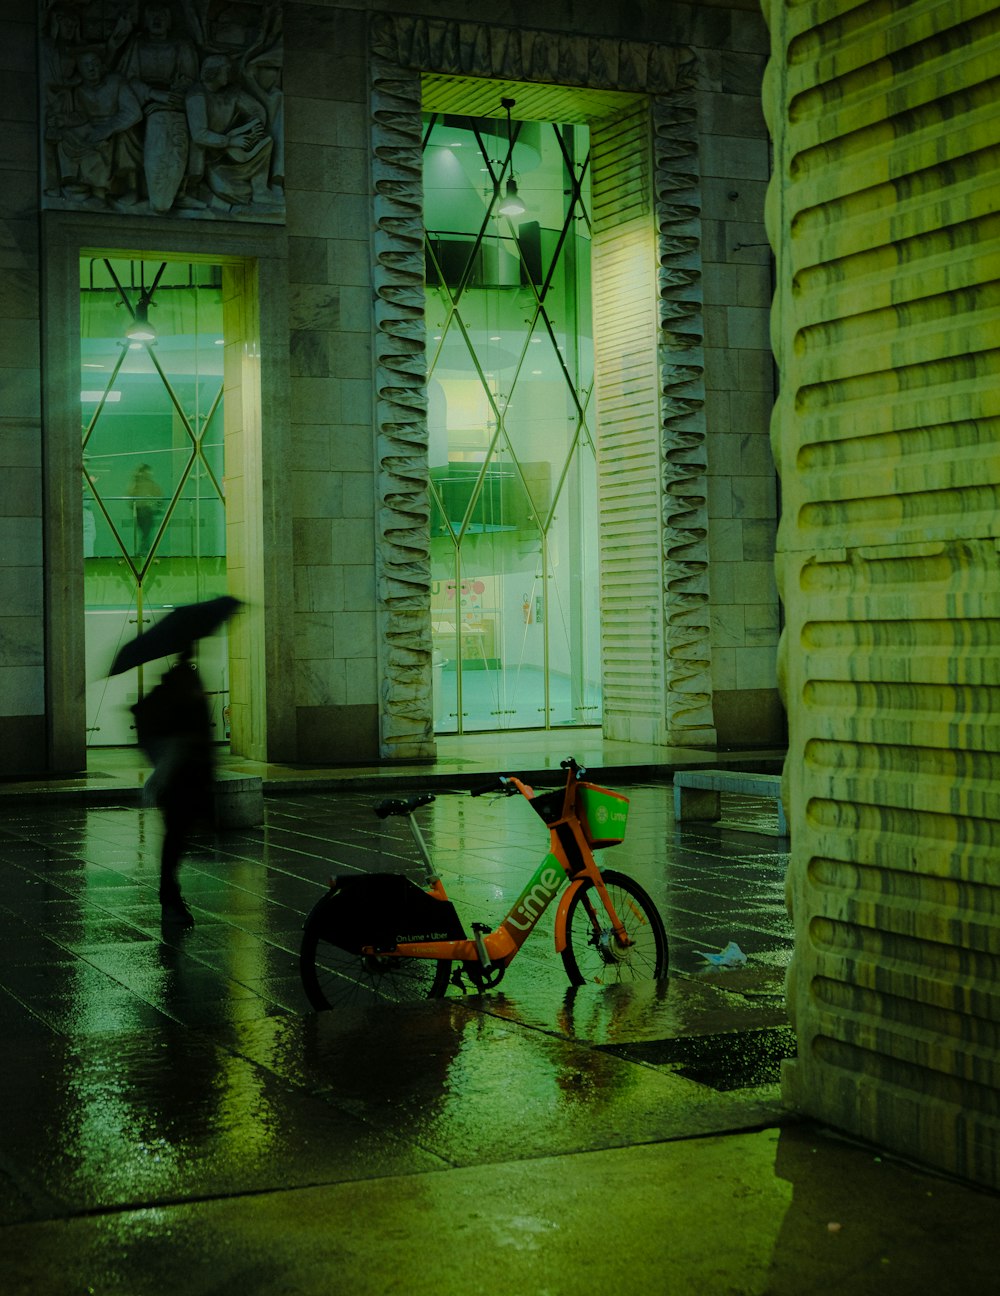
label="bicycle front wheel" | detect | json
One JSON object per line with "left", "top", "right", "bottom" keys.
{"left": 300, "top": 895, "right": 451, "bottom": 1011}
{"left": 561, "top": 869, "right": 668, "bottom": 985}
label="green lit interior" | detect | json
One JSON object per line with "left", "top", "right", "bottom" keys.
{"left": 423, "top": 110, "right": 601, "bottom": 734}
{"left": 81, "top": 257, "right": 229, "bottom": 745}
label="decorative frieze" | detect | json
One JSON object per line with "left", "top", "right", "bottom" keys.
{"left": 653, "top": 82, "right": 716, "bottom": 743}
{"left": 370, "top": 51, "right": 431, "bottom": 755}
{"left": 39, "top": 0, "right": 284, "bottom": 221}
{"left": 370, "top": 12, "right": 687, "bottom": 92}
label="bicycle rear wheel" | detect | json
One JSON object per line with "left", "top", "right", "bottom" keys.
{"left": 561, "top": 869, "right": 668, "bottom": 985}
{"left": 300, "top": 893, "right": 451, "bottom": 1011}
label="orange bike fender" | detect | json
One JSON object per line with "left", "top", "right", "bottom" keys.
{"left": 553, "top": 878, "right": 586, "bottom": 953}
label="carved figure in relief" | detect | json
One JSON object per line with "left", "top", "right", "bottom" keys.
{"left": 238, "top": 0, "right": 285, "bottom": 190}
{"left": 42, "top": 4, "right": 83, "bottom": 195}
{"left": 117, "top": 1, "right": 201, "bottom": 212}
{"left": 243, "top": 48, "right": 284, "bottom": 192}
{"left": 185, "top": 53, "right": 276, "bottom": 208}
{"left": 39, "top": 0, "right": 285, "bottom": 221}
{"left": 53, "top": 47, "right": 143, "bottom": 207}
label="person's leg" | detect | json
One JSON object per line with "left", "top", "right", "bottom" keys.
{"left": 159, "top": 800, "right": 194, "bottom": 925}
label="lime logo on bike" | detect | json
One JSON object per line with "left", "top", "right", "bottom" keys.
{"left": 505, "top": 859, "right": 564, "bottom": 934}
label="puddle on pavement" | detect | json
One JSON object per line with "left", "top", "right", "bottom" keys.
{"left": 600, "top": 1025, "right": 797, "bottom": 1091}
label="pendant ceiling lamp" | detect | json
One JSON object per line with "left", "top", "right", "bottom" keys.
{"left": 496, "top": 97, "right": 526, "bottom": 218}
{"left": 126, "top": 291, "right": 157, "bottom": 344}
{"left": 124, "top": 263, "right": 165, "bottom": 345}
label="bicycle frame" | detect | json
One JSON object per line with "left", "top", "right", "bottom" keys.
{"left": 363, "top": 761, "right": 632, "bottom": 981}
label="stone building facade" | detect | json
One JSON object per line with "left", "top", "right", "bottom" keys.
{"left": 2, "top": 0, "right": 778, "bottom": 773}
{"left": 3, "top": 0, "right": 999, "bottom": 1195}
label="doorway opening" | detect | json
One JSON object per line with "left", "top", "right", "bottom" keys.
{"left": 80, "top": 256, "right": 230, "bottom": 747}
{"left": 423, "top": 106, "right": 600, "bottom": 734}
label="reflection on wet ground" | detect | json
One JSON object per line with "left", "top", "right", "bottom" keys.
{"left": 0, "top": 781, "right": 794, "bottom": 1034}
{"left": 3, "top": 777, "right": 999, "bottom": 1294}
{"left": 602, "top": 1024, "right": 799, "bottom": 1090}
{"left": 6, "top": 787, "right": 791, "bottom": 996}
{"left": 0, "top": 781, "right": 793, "bottom": 1219}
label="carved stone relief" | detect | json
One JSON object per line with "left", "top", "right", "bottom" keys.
{"left": 370, "top": 52, "right": 431, "bottom": 757}
{"left": 652, "top": 87, "right": 716, "bottom": 743}
{"left": 370, "top": 14, "right": 710, "bottom": 755}
{"left": 40, "top": 0, "right": 284, "bottom": 221}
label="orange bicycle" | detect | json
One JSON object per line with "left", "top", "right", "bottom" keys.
{"left": 300, "top": 757, "right": 668, "bottom": 1011}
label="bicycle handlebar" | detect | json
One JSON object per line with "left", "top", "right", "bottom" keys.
{"left": 469, "top": 776, "right": 514, "bottom": 798}
{"left": 373, "top": 792, "right": 436, "bottom": 818}
{"left": 470, "top": 759, "right": 586, "bottom": 799}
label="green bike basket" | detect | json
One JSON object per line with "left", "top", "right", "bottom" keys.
{"left": 576, "top": 782, "right": 629, "bottom": 848}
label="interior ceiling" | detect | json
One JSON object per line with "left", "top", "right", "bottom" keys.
{"left": 421, "top": 74, "right": 645, "bottom": 123}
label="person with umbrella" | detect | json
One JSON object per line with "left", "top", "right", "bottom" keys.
{"left": 112, "top": 597, "right": 241, "bottom": 927}
{"left": 139, "top": 644, "right": 214, "bottom": 926}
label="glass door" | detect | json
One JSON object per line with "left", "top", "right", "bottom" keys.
{"left": 424, "top": 109, "right": 601, "bottom": 733}
{"left": 81, "top": 257, "right": 229, "bottom": 745}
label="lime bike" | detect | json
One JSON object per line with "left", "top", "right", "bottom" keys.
{"left": 299, "top": 756, "right": 668, "bottom": 1011}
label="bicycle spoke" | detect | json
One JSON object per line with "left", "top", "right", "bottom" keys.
{"left": 302, "top": 922, "right": 449, "bottom": 1010}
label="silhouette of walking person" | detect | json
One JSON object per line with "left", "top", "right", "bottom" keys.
{"left": 134, "top": 645, "right": 215, "bottom": 926}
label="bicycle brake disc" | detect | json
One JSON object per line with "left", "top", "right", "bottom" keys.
{"left": 596, "top": 930, "right": 631, "bottom": 964}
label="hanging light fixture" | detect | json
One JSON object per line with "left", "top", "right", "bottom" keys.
{"left": 126, "top": 292, "right": 156, "bottom": 343}
{"left": 496, "top": 97, "right": 526, "bottom": 218}
{"left": 126, "top": 290, "right": 156, "bottom": 344}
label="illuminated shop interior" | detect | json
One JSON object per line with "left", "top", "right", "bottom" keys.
{"left": 423, "top": 103, "right": 600, "bottom": 734}
{"left": 80, "top": 257, "right": 230, "bottom": 745}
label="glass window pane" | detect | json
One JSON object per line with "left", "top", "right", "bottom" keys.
{"left": 81, "top": 257, "right": 229, "bottom": 745}
{"left": 424, "top": 107, "right": 600, "bottom": 734}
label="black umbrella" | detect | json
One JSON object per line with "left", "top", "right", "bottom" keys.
{"left": 109, "top": 596, "right": 242, "bottom": 676}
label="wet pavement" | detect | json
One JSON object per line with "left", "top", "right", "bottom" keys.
{"left": 1, "top": 747, "right": 998, "bottom": 1293}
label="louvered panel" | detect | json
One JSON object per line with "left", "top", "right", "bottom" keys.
{"left": 601, "top": 448, "right": 660, "bottom": 464}
{"left": 591, "top": 118, "right": 661, "bottom": 733}
{"left": 421, "top": 74, "right": 643, "bottom": 124}
{"left": 601, "top": 508, "right": 659, "bottom": 529}
{"left": 767, "top": 0, "right": 1000, "bottom": 1188}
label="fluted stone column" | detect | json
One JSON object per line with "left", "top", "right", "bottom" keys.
{"left": 765, "top": 0, "right": 1000, "bottom": 1189}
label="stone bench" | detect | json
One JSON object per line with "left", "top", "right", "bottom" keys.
{"left": 215, "top": 772, "right": 264, "bottom": 829}
{"left": 673, "top": 769, "right": 788, "bottom": 836}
